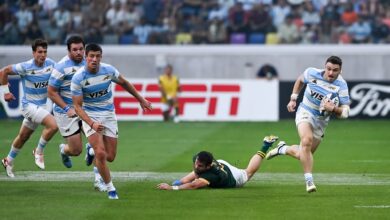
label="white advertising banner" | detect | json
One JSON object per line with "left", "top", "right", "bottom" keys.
{"left": 1, "top": 79, "right": 279, "bottom": 121}
{"left": 114, "top": 79, "right": 279, "bottom": 121}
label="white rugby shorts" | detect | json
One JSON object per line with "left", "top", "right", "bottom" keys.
{"left": 82, "top": 112, "right": 118, "bottom": 138}
{"left": 217, "top": 159, "right": 248, "bottom": 187}
{"left": 295, "top": 107, "right": 328, "bottom": 140}
{"left": 54, "top": 111, "right": 81, "bottom": 137}
{"left": 21, "top": 103, "right": 50, "bottom": 130}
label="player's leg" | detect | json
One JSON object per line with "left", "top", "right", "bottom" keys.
{"left": 161, "top": 102, "right": 170, "bottom": 121}
{"left": 245, "top": 135, "right": 278, "bottom": 179}
{"left": 297, "top": 122, "right": 317, "bottom": 193}
{"left": 2, "top": 122, "right": 35, "bottom": 177}
{"left": 87, "top": 133, "right": 111, "bottom": 185}
{"left": 100, "top": 116, "right": 119, "bottom": 199}
{"left": 56, "top": 113, "right": 83, "bottom": 168}
{"left": 33, "top": 113, "right": 58, "bottom": 169}
{"left": 173, "top": 98, "right": 180, "bottom": 123}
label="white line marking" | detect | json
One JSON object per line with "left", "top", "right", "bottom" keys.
{"left": 355, "top": 205, "right": 390, "bottom": 209}
{"left": 0, "top": 172, "right": 389, "bottom": 185}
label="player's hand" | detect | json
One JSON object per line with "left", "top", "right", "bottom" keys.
{"left": 4, "top": 93, "right": 16, "bottom": 102}
{"left": 320, "top": 97, "right": 335, "bottom": 113}
{"left": 172, "top": 180, "right": 182, "bottom": 186}
{"left": 140, "top": 98, "right": 152, "bottom": 112}
{"left": 287, "top": 100, "right": 296, "bottom": 112}
{"left": 66, "top": 108, "right": 77, "bottom": 118}
{"left": 157, "top": 183, "right": 171, "bottom": 190}
{"left": 91, "top": 121, "right": 105, "bottom": 133}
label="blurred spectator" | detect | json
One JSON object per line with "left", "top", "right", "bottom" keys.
{"left": 227, "top": 2, "right": 248, "bottom": 34}
{"left": 67, "top": 3, "right": 83, "bottom": 34}
{"left": 119, "top": 3, "right": 140, "bottom": 35}
{"left": 1, "top": 16, "right": 23, "bottom": 44}
{"left": 302, "top": 1, "right": 320, "bottom": 26}
{"left": 133, "top": 17, "right": 153, "bottom": 44}
{"left": 105, "top": 0, "right": 125, "bottom": 34}
{"left": 37, "top": 0, "right": 58, "bottom": 18}
{"left": 247, "top": 3, "right": 272, "bottom": 34}
{"left": 15, "top": 1, "right": 33, "bottom": 40}
{"left": 143, "top": 0, "right": 164, "bottom": 25}
{"left": 257, "top": 64, "right": 278, "bottom": 80}
{"left": 348, "top": 16, "right": 372, "bottom": 43}
{"left": 208, "top": 17, "right": 227, "bottom": 43}
{"left": 25, "top": 20, "right": 44, "bottom": 44}
{"left": 371, "top": 16, "right": 389, "bottom": 43}
{"left": 53, "top": 5, "right": 70, "bottom": 42}
{"left": 271, "top": 0, "right": 291, "bottom": 28}
{"left": 341, "top": 3, "right": 358, "bottom": 26}
{"left": 43, "top": 18, "right": 61, "bottom": 44}
{"left": 278, "top": 14, "right": 300, "bottom": 43}
{"left": 191, "top": 15, "right": 209, "bottom": 44}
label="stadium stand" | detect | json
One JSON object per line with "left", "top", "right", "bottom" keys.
{"left": 1, "top": 0, "right": 390, "bottom": 45}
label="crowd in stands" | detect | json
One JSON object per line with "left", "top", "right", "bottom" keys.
{"left": 1, "top": 0, "right": 390, "bottom": 45}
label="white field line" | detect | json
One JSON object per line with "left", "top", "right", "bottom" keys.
{"left": 354, "top": 205, "right": 390, "bottom": 209}
{"left": 0, "top": 172, "right": 389, "bottom": 185}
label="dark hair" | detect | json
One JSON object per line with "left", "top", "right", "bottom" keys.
{"left": 85, "top": 43, "right": 102, "bottom": 55}
{"left": 326, "top": 56, "right": 342, "bottom": 67}
{"left": 196, "top": 151, "right": 214, "bottom": 166}
{"left": 32, "top": 39, "right": 48, "bottom": 51}
{"left": 66, "top": 35, "right": 85, "bottom": 51}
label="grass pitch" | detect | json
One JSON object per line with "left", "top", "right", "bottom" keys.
{"left": 0, "top": 119, "right": 389, "bottom": 220}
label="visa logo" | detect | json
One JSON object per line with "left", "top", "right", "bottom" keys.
{"left": 310, "top": 91, "right": 324, "bottom": 101}
{"left": 33, "top": 81, "right": 48, "bottom": 88}
{"left": 89, "top": 89, "right": 108, "bottom": 98}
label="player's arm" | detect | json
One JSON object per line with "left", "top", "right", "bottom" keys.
{"left": 72, "top": 95, "right": 104, "bottom": 132}
{"left": 0, "top": 65, "right": 16, "bottom": 101}
{"left": 116, "top": 75, "right": 152, "bottom": 111}
{"left": 322, "top": 101, "right": 350, "bottom": 119}
{"left": 48, "top": 85, "right": 76, "bottom": 117}
{"left": 172, "top": 171, "right": 197, "bottom": 186}
{"left": 157, "top": 178, "right": 209, "bottom": 190}
{"left": 287, "top": 74, "right": 305, "bottom": 112}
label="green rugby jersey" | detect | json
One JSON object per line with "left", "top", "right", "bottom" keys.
{"left": 193, "top": 155, "right": 237, "bottom": 188}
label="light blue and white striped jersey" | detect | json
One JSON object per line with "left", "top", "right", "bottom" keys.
{"left": 71, "top": 63, "right": 120, "bottom": 117}
{"left": 299, "top": 67, "right": 350, "bottom": 119}
{"left": 49, "top": 55, "right": 85, "bottom": 113}
{"left": 12, "top": 58, "right": 56, "bottom": 106}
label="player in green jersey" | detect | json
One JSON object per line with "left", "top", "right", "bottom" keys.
{"left": 157, "top": 135, "right": 278, "bottom": 190}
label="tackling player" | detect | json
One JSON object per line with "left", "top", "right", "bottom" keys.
{"left": 265, "top": 56, "right": 350, "bottom": 193}
{"left": 157, "top": 136, "right": 278, "bottom": 190}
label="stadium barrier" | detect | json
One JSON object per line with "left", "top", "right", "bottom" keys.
{"left": 0, "top": 78, "right": 279, "bottom": 121}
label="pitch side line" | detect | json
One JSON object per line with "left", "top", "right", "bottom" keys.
{"left": 0, "top": 172, "right": 389, "bottom": 185}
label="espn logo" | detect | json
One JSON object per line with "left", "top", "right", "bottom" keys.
{"left": 114, "top": 83, "right": 240, "bottom": 116}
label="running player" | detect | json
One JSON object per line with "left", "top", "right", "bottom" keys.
{"left": 1, "top": 39, "right": 57, "bottom": 177}
{"left": 266, "top": 56, "right": 350, "bottom": 193}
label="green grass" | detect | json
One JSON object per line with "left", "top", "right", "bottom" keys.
{"left": 0, "top": 119, "right": 389, "bottom": 220}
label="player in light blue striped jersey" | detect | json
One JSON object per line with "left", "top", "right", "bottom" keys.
{"left": 71, "top": 43, "right": 152, "bottom": 199}
{"left": 1, "top": 39, "right": 58, "bottom": 178}
{"left": 266, "top": 56, "right": 350, "bottom": 193}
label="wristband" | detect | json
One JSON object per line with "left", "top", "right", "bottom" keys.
{"left": 290, "top": 93, "right": 298, "bottom": 101}
{"left": 172, "top": 186, "right": 179, "bottom": 190}
{"left": 0, "top": 85, "right": 10, "bottom": 94}
{"left": 63, "top": 105, "right": 71, "bottom": 112}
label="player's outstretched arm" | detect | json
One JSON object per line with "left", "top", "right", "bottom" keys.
{"left": 0, "top": 65, "right": 16, "bottom": 102}
{"left": 157, "top": 179, "right": 208, "bottom": 190}
{"left": 116, "top": 75, "right": 152, "bottom": 111}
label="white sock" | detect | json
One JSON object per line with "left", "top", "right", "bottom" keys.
{"left": 279, "top": 145, "right": 288, "bottom": 154}
{"left": 304, "top": 173, "right": 313, "bottom": 182}
{"left": 93, "top": 166, "right": 101, "bottom": 181}
{"left": 7, "top": 146, "right": 20, "bottom": 164}
{"left": 60, "top": 144, "right": 66, "bottom": 154}
{"left": 88, "top": 145, "right": 95, "bottom": 156}
{"left": 106, "top": 181, "right": 116, "bottom": 192}
{"left": 36, "top": 137, "right": 47, "bottom": 154}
